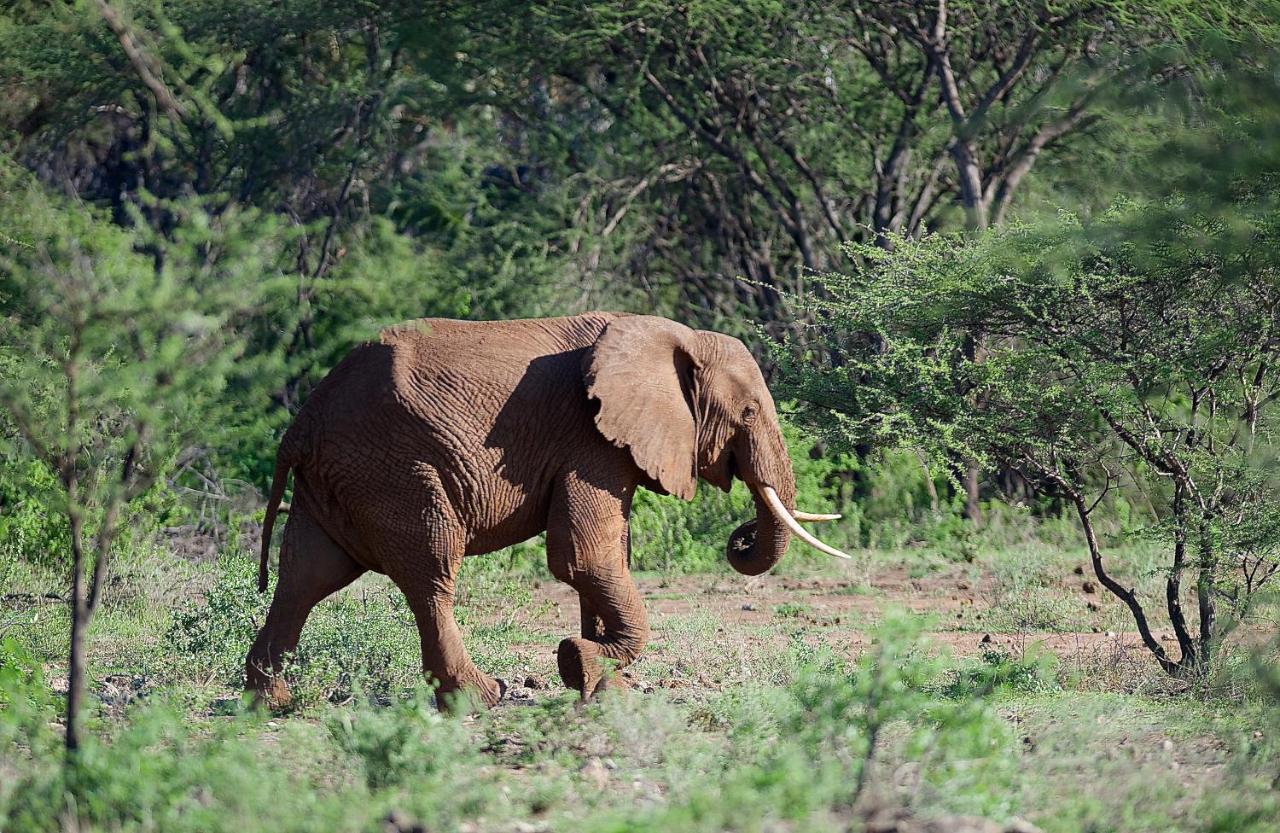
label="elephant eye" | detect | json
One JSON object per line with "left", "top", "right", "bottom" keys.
{"left": 741, "top": 402, "right": 759, "bottom": 425}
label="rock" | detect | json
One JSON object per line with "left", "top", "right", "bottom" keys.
{"left": 580, "top": 756, "right": 609, "bottom": 790}
{"left": 980, "top": 634, "right": 993, "bottom": 644}
{"left": 1073, "top": 565, "right": 1085, "bottom": 575}
{"left": 523, "top": 675, "right": 545, "bottom": 690}
{"left": 741, "top": 603, "right": 756, "bottom": 611}
{"left": 382, "top": 810, "right": 426, "bottom": 833}
{"left": 1082, "top": 580, "right": 1097, "bottom": 594}
{"left": 506, "top": 686, "right": 535, "bottom": 703}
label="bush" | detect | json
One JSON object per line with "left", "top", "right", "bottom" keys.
{"left": 0, "top": 457, "right": 68, "bottom": 569}
{"left": 327, "top": 688, "right": 476, "bottom": 790}
{"left": 167, "top": 556, "right": 422, "bottom": 706}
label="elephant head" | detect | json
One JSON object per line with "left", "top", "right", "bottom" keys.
{"left": 584, "top": 315, "right": 848, "bottom": 575}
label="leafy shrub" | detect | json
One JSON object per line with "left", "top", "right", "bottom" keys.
{"left": 327, "top": 688, "right": 475, "bottom": 789}
{"left": 165, "top": 557, "right": 263, "bottom": 685}
{"left": 943, "top": 647, "right": 1061, "bottom": 699}
{"left": 0, "top": 457, "right": 68, "bottom": 569}
{"left": 167, "top": 556, "right": 421, "bottom": 705}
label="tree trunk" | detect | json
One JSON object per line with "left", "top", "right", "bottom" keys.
{"left": 63, "top": 456, "right": 91, "bottom": 757}
{"left": 1195, "top": 525, "right": 1217, "bottom": 676}
{"left": 66, "top": 595, "right": 88, "bottom": 754}
{"left": 962, "top": 463, "right": 981, "bottom": 523}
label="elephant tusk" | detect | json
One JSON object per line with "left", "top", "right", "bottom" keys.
{"left": 762, "top": 486, "right": 852, "bottom": 560}
{"left": 792, "top": 510, "right": 841, "bottom": 522}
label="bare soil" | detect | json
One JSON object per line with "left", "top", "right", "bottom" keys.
{"left": 507, "top": 566, "right": 1168, "bottom": 663}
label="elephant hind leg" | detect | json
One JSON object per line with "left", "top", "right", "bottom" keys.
{"left": 378, "top": 465, "right": 504, "bottom": 711}
{"left": 246, "top": 508, "right": 365, "bottom": 708}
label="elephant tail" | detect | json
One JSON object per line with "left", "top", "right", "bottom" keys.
{"left": 259, "top": 449, "right": 292, "bottom": 593}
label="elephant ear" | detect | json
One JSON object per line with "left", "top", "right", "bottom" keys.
{"left": 584, "top": 315, "right": 699, "bottom": 500}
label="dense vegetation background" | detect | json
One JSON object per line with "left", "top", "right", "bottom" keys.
{"left": 2, "top": 2, "right": 1280, "bottom": 832}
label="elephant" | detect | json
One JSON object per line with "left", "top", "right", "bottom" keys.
{"left": 246, "top": 312, "right": 847, "bottom": 709}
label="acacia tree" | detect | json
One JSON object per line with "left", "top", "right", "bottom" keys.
{"left": 464, "top": 0, "right": 1210, "bottom": 334}
{"left": 0, "top": 174, "right": 284, "bottom": 753}
{"left": 778, "top": 26, "right": 1280, "bottom": 679}
{"left": 778, "top": 205, "right": 1280, "bottom": 677}
{"left": 777, "top": 32, "right": 1280, "bottom": 668}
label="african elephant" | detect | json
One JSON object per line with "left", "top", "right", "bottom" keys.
{"left": 246, "top": 312, "right": 847, "bottom": 708}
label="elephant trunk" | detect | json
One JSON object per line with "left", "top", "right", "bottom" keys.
{"left": 724, "top": 420, "right": 850, "bottom": 576}
{"left": 726, "top": 484, "right": 794, "bottom": 576}
{"left": 725, "top": 418, "right": 797, "bottom": 576}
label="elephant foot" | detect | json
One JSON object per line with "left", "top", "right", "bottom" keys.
{"left": 558, "top": 637, "right": 601, "bottom": 698}
{"left": 435, "top": 674, "right": 506, "bottom": 712}
{"left": 557, "top": 637, "right": 629, "bottom": 700}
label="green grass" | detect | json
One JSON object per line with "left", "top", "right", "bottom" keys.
{"left": 2, "top": 533, "right": 1278, "bottom": 833}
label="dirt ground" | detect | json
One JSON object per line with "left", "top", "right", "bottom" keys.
{"left": 484, "top": 562, "right": 1191, "bottom": 693}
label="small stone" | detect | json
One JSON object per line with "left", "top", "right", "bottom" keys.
{"left": 980, "top": 634, "right": 993, "bottom": 644}
{"left": 1073, "top": 565, "right": 1085, "bottom": 575}
{"left": 382, "top": 810, "right": 426, "bottom": 833}
{"left": 1162, "top": 739, "right": 1174, "bottom": 752}
{"left": 1006, "top": 821, "right": 1045, "bottom": 833}
{"left": 1082, "top": 580, "right": 1097, "bottom": 594}
{"left": 524, "top": 675, "right": 545, "bottom": 690}
{"left": 580, "top": 756, "right": 609, "bottom": 790}
{"left": 741, "top": 603, "right": 755, "bottom": 611}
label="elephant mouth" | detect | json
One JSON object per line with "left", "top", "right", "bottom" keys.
{"left": 723, "top": 449, "right": 738, "bottom": 482}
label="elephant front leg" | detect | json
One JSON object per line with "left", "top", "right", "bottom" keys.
{"left": 547, "top": 475, "right": 649, "bottom": 699}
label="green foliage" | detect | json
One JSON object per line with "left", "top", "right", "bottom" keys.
{"left": 776, "top": 44, "right": 1280, "bottom": 675}
{"left": 164, "top": 558, "right": 264, "bottom": 685}
{"left": 0, "top": 457, "right": 68, "bottom": 568}
{"left": 944, "top": 647, "right": 1061, "bottom": 699}
{"left": 166, "top": 557, "right": 421, "bottom": 706}
{"left": 2, "top": 611, "right": 1029, "bottom": 833}
{"left": 327, "top": 688, "right": 475, "bottom": 790}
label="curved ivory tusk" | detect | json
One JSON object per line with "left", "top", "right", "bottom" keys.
{"left": 762, "top": 487, "right": 852, "bottom": 560}
{"left": 792, "top": 510, "right": 841, "bottom": 522}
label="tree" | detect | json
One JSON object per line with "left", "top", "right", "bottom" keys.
{"left": 0, "top": 0, "right": 576, "bottom": 484}
{"left": 776, "top": 32, "right": 1280, "bottom": 670}
{"left": 0, "top": 170, "right": 286, "bottom": 753}
{"left": 465, "top": 1, "right": 1213, "bottom": 333}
